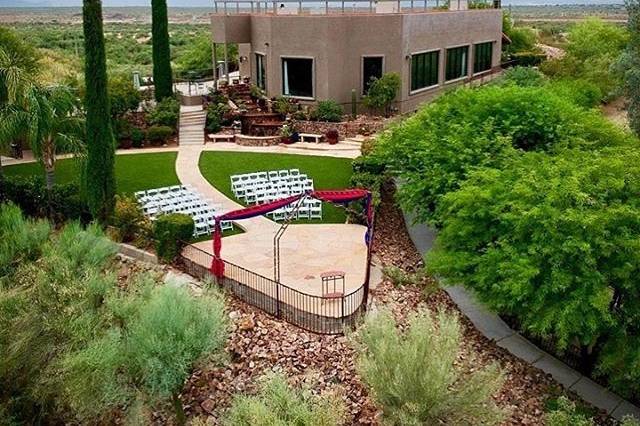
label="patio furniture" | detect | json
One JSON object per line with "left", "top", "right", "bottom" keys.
{"left": 320, "top": 270, "right": 345, "bottom": 300}
{"left": 299, "top": 133, "right": 322, "bottom": 143}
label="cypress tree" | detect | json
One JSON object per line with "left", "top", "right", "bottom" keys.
{"left": 82, "top": 0, "right": 116, "bottom": 222}
{"left": 151, "top": 0, "right": 173, "bottom": 101}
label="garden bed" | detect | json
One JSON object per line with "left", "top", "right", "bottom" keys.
{"left": 294, "top": 115, "right": 389, "bottom": 140}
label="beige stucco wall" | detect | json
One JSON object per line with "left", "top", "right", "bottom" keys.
{"left": 211, "top": 9, "right": 502, "bottom": 113}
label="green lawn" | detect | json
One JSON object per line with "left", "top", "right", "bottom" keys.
{"left": 4, "top": 152, "right": 179, "bottom": 195}
{"left": 199, "top": 151, "right": 353, "bottom": 223}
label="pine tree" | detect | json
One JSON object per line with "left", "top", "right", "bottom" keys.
{"left": 151, "top": 0, "right": 173, "bottom": 101}
{"left": 82, "top": 0, "right": 116, "bottom": 222}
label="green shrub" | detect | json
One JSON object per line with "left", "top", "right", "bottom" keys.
{"left": 131, "top": 127, "right": 145, "bottom": 148}
{"left": 512, "top": 51, "right": 546, "bottom": 67}
{"left": 427, "top": 148, "right": 640, "bottom": 398}
{"left": 147, "top": 97, "right": 180, "bottom": 128}
{"left": 311, "top": 100, "right": 343, "bottom": 122}
{"left": 223, "top": 372, "right": 345, "bottom": 426}
{"left": 546, "top": 397, "right": 594, "bottom": 426}
{"left": 109, "top": 74, "right": 142, "bottom": 118}
{"left": 501, "top": 66, "right": 546, "bottom": 87}
{"left": 0, "top": 203, "right": 51, "bottom": 278}
{"left": 0, "top": 175, "right": 89, "bottom": 223}
{"left": 353, "top": 308, "right": 504, "bottom": 425}
{"left": 146, "top": 125, "right": 173, "bottom": 145}
{"left": 273, "top": 96, "right": 295, "bottom": 116}
{"left": 206, "top": 102, "right": 230, "bottom": 133}
{"left": 111, "top": 195, "right": 147, "bottom": 243}
{"left": 363, "top": 72, "right": 401, "bottom": 116}
{"left": 548, "top": 79, "right": 603, "bottom": 109}
{"left": 374, "top": 84, "right": 632, "bottom": 224}
{"left": 154, "top": 213, "right": 194, "bottom": 262}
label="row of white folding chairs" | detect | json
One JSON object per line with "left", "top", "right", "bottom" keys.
{"left": 193, "top": 215, "right": 234, "bottom": 237}
{"left": 244, "top": 181, "right": 314, "bottom": 204}
{"left": 230, "top": 169, "right": 304, "bottom": 193}
{"left": 135, "top": 185, "right": 194, "bottom": 203}
{"left": 232, "top": 175, "right": 311, "bottom": 199}
{"left": 268, "top": 199, "right": 322, "bottom": 221}
{"left": 142, "top": 196, "right": 214, "bottom": 218}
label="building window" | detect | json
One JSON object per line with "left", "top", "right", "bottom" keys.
{"left": 411, "top": 50, "right": 439, "bottom": 92}
{"left": 445, "top": 46, "right": 469, "bottom": 81}
{"left": 362, "top": 56, "right": 383, "bottom": 94}
{"left": 256, "top": 53, "right": 266, "bottom": 90}
{"left": 474, "top": 42, "right": 493, "bottom": 74}
{"left": 282, "top": 57, "right": 313, "bottom": 98}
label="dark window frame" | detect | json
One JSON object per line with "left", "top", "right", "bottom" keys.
{"left": 473, "top": 42, "right": 493, "bottom": 74}
{"left": 362, "top": 55, "right": 384, "bottom": 95}
{"left": 256, "top": 53, "right": 266, "bottom": 90}
{"left": 410, "top": 50, "right": 440, "bottom": 93}
{"left": 445, "top": 45, "right": 469, "bottom": 82}
{"left": 281, "top": 56, "right": 314, "bottom": 99}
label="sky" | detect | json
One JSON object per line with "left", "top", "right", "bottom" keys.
{"left": 1, "top": 0, "right": 625, "bottom": 8}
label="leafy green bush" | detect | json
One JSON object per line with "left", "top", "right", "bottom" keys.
{"left": 311, "top": 100, "right": 343, "bottom": 122}
{"left": 223, "top": 372, "right": 345, "bottom": 426}
{"left": 501, "top": 66, "right": 546, "bottom": 87}
{"left": 373, "top": 84, "right": 632, "bottom": 224}
{"left": 154, "top": 213, "right": 194, "bottom": 262}
{"left": 0, "top": 203, "right": 50, "bottom": 278}
{"left": 548, "top": 79, "right": 603, "bottom": 109}
{"left": 545, "top": 397, "right": 594, "bottom": 426}
{"left": 206, "top": 102, "right": 230, "bottom": 133}
{"left": 427, "top": 147, "right": 640, "bottom": 398}
{"left": 147, "top": 97, "right": 180, "bottom": 128}
{"left": 273, "top": 96, "right": 295, "bottom": 116}
{"left": 353, "top": 308, "right": 504, "bottom": 425}
{"left": 539, "top": 18, "right": 628, "bottom": 99}
{"left": 363, "top": 72, "right": 400, "bottom": 116}
{"left": 146, "top": 125, "right": 173, "bottom": 145}
{"left": 502, "top": 13, "right": 538, "bottom": 56}
{"left": 131, "top": 127, "right": 145, "bottom": 148}
{"left": 109, "top": 74, "right": 142, "bottom": 118}
{"left": 512, "top": 51, "right": 546, "bottom": 66}
{"left": 111, "top": 195, "right": 148, "bottom": 243}
{"left": 0, "top": 175, "right": 89, "bottom": 223}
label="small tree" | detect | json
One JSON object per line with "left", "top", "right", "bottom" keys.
{"left": 109, "top": 74, "right": 142, "bottom": 118}
{"left": 126, "top": 285, "right": 228, "bottom": 425}
{"left": 151, "top": 0, "right": 173, "bottom": 101}
{"left": 353, "top": 308, "right": 504, "bottom": 425}
{"left": 363, "top": 72, "right": 400, "bottom": 117}
{"left": 224, "top": 373, "right": 345, "bottom": 426}
{"left": 1, "top": 85, "right": 84, "bottom": 192}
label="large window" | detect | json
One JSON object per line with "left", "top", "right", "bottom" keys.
{"left": 282, "top": 57, "right": 313, "bottom": 98}
{"left": 411, "top": 50, "right": 439, "bottom": 92}
{"left": 474, "top": 42, "right": 493, "bottom": 74}
{"left": 362, "top": 56, "right": 383, "bottom": 94}
{"left": 445, "top": 46, "right": 469, "bottom": 81}
{"left": 256, "top": 53, "right": 266, "bottom": 90}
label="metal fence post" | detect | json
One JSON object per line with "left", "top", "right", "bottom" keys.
{"left": 276, "top": 283, "right": 281, "bottom": 317}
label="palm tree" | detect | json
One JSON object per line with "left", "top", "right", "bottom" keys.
{"left": 0, "top": 47, "right": 35, "bottom": 175}
{"left": 0, "top": 85, "right": 84, "bottom": 190}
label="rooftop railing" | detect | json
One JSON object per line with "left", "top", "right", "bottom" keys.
{"left": 212, "top": 0, "right": 499, "bottom": 15}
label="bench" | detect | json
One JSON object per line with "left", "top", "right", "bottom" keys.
{"left": 299, "top": 133, "right": 323, "bottom": 143}
{"left": 207, "top": 134, "right": 236, "bottom": 144}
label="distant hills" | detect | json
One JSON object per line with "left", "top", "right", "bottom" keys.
{"left": 0, "top": 0, "right": 626, "bottom": 6}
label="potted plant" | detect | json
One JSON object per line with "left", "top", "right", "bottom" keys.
{"left": 325, "top": 128, "right": 339, "bottom": 145}
{"left": 280, "top": 124, "right": 295, "bottom": 144}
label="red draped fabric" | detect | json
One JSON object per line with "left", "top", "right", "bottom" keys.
{"left": 211, "top": 189, "right": 372, "bottom": 277}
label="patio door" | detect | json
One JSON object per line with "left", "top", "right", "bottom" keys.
{"left": 362, "top": 56, "right": 383, "bottom": 94}
{"left": 256, "top": 53, "right": 266, "bottom": 90}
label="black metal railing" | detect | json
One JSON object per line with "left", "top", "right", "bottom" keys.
{"left": 180, "top": 243, "right": 368, "bottom": 334}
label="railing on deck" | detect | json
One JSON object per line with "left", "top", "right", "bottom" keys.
{"left": 180, "top": 243, "right": 367, "bottom": 334}
{"left": 213, "top": 0, "right": 499, "bottom": 15}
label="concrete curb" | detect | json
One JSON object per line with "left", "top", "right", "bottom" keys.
{"left": 403, "top": 213, "right": 640, "bottom": 421}
{"left": 118, "top": 243, "right": 158, "bottom": 264}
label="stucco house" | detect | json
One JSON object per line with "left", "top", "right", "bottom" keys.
{"left": 211, "top": 0, "right": 503, "bottom": 113}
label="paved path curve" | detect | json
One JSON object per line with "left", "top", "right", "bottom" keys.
{"left": 403, "top": 211, "right": 640, "bottom": 421}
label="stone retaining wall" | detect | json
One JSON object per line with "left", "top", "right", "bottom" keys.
{"left": 235, "top": 134, "right": 282, "bottom": 146}
{"left": 294, "top": 117, "right": 388, "bottom": 140}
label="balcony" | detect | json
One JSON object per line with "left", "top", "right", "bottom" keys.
{"left": 212, "top": 0, "right": 500, "bottom": 15}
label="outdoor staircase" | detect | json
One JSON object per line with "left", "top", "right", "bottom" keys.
{"left": 179, "top": 105, "right": 206, "bottom": 146}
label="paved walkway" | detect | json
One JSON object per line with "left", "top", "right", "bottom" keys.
{"left": 179, "top": 105, "right": 206, "bottom": 146}
{"left": 403, "top": 212, "right": 640, "bottom": 421}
